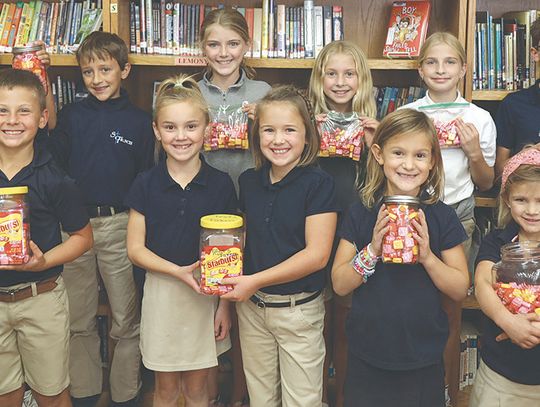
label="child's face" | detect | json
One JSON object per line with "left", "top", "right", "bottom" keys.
{"left": 506, "top": 181, "right": 540, "bottom": 240}
{"left": 418, "top": 43, "right": 465, "bottom": 100}
{"left": 372, "top": 131, "right": 434, "bottom": 197}
{"left": 259, "top": 102, "right": 306, "bottom": 176}
{"left": 204, "top": 25, "right": 249, "bottom": 83}
{"left": 80, "top": 55, "right": 130, "bottom": 102}
{"left": 0, "top": 86, "right": 47, "bottom": 151}
{"left": 322, "top": 52, "right": 359, "bottom": 113}
{"left": 153, "top": 101, "right": 206, "bottom": 163}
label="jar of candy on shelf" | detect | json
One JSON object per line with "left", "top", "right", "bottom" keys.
{"left": 492, "top": 241, "right": 540, "bottom": 315}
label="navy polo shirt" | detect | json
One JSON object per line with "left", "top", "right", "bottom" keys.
{"left": 239, "top": 165, "right": 338, "bottom": 295}
{"left": 124, "top": 157, "right": 237, "bottom": 266}
{"left": 0, "top": 144, "right": 89, "bottom": 287}
{"left": 496, "top": 80, "right": 540, "bottom": 155}
{"left": 48, "top": 89, "right": 154, "bottom": 207}
{"left": 340, "top": 199, "right": 467, "bottom": 370}
{"left": 475, "top": 222, "right": 540, "bottom": 385}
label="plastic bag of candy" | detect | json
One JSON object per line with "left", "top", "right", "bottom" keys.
{"left": 317, "top": 111, "right": 365, "bottom": 161}
{"left": 417, "top": 102, "right": 470, "bottom": 149}
{"left": 492, "top": 241, "right": 540, "bottom": 315}
{"left": 205, "top": 103, "right": 249, "bottom": 151}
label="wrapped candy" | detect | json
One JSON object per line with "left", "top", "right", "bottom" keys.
{"left": 382, "top": 195, "right": 419, "bottom": 264}
{"left": 493, "top": 282, "right": 540, "bottom": 315}
{"left": 418, "top": 102, "right": 470, "bottom": 149}
{"left": 317, "top": 111, "right": 364, "bottom": 161}
{"left": 204, "top": 103, "right": 249, "bottom": 151}
{"left": 12, "top": 45, "right": 49, "bottom": 94}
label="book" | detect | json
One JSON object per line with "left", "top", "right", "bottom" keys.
{"left": 252, "top": 8, "right": 262, "bottom": 58}
{"left": 74, "top": 8, "right": 102, "bottom": 45}
{"left": 383, "top": 1, "right": 431, "bottom": 58}
{"left": 303, "top": 0, "right": 314, "bottom": 58}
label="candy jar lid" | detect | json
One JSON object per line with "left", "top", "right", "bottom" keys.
{"left": 200, "top": 214, "right": 243, "bottom": 229}
{"left": 383, "top": 195, "right": 420, "bottom": 205}
{"left": 12, "top": 45, "right": 42, "bottom": 53}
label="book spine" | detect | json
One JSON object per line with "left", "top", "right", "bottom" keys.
{"left": 261, "top": 0, "right": 269, "bottom": 58}
{"left": 0, "top": 4, "right": 16, "bottom": 51}
{"left": 129, "top": 1, "right": 136, "bottom": 52}
{"left": 245, "top": 7, "right": 254, "bottom": 57}
{"left": 313, "top": 5, "right": 323, "bottom": 56}
{"left": 252, "top": 8, "right": 262, "bottom": 58}
{"left": 139, "top": 0, "right": 147, "bottom": 53}
{"left": 276, "top": 4, "right": 285, "bottom": 58}
{"left": 304, "top": 0, "right": 313, "bottom": 58}
{"left": 14, "top": 2, "right": 29, "bottom": 47}
{"left": 134, "top": 3, "right": 141, "bottom": 53}
{"left": 145, "top": 0, "right": 153, "bottom": 53}
{"left": 172, "top": 1, "right": 179, "bottom": 55}
{"left": 332, "top": 6, "right": 343, "bottom": 41}
{"left": 159, "top": 0, "right": 166, "bottom": 54}
{"left": 323, "top": 5, "right": 332, "bottom": 46}
{"left": 7, "top": 2, "right": 24, "bottom": 51}
{"left": 165, "top": 0, "right": 172, "bottom": 54}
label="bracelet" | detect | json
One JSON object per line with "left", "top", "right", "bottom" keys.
{"left": 350, "top": 244, "right": 378, "bottom": 283}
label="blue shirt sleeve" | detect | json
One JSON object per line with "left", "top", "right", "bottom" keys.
{"left": 495, "top": 96, "right": 515, "bottom": 150}
{"left": 47, "top": 106, "right": 73, "bottom": 172}
{"left": 436, "top": 203, "right": 468, "bottom": 251}
{"left": 49, "top": 173, "right": 89, "bottom": 233}
{"left": 305, "top": 171, "right": 339, "bottom": 216}
{"left": 124, "top": 172, "right": 147, "bottom": 215}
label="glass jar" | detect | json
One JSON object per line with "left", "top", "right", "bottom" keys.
{"left": 382, "top": 195, "right": 420, "bottom": 264}
{"left": 0, "top": 186, "right": 30, "bottom": 265}
{"left": 492, "top": 241, "right": 540, "bottom": 315}
{"left": 200, "top": 214, "right": 243, "bottom": 295}
{"left": 12, "top": 45, "right": 48, "bottom": 94}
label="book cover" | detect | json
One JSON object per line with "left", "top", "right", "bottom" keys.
{"left": 0, "top": 3, "right": 11, "bottom": 49}
{"left": 74, "top": 8, "right": 102, "bottom": 45}
{"left": 7, "top": 2, "right": 25, "bottom": 50}
{"left": 14, "top": 1, "right": 30, "bottom": 47}
{"left": 383, "top": 1, "right": 431, "bottom": 58}
{"left": 244, "top": 7, "right": 254, "bottom": 57}
{"left": 313, "top": 5, "right": 323, "bottom": 56}
{"left": 252, "top": 8, "right": 262, "bottom": 58}
{"left": 0, "top": 3, "right": 17, "bottom": 51}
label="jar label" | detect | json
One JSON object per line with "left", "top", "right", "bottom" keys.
{"left": 200, "top": 245, "right": 243, "bottom": 295}
{"left": 0, "top": 210, "right": 29, "bottom": 264}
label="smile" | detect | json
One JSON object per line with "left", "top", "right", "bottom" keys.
{"left": 271, "top": 148, "right": 290, "bottom": 154}
{"left": 2, "top": 130, "right": 23, "bottom": 135}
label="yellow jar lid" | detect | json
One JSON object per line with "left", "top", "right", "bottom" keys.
{"left": 201, "top": 214, "right": 243, "bottom": 229}
{"left": 0, "top": 186, "right": 28, "bottom": 195}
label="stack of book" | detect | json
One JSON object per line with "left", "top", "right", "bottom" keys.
{"left": 130, "top": 0, "right": 344, "bottom": 58}
{"left": 459, "top": 320, "right": 481, "bottom": 390}
{"left": 0, "top": 0, "right": 102, "bottom": 54}
{"left": 474, "top": 10, "right": 539, "bottom": 91}
{"left": 374, "top": 85, "right": 425, "bottom": 120}
{"left": 51, "top": 75, "right": 88, "bottom": 112}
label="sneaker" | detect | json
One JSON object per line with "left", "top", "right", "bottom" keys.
{"left": 72, "top": 395, "right": 100, "bottom": 407}
{"left": 22, "top": 390, "right": 38, "bottom": 407}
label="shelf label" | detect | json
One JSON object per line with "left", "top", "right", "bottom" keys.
{"left": 110, "top": 3, "right": 118, "bottom": 13}
{"left": 175, "top": 56, "right": 207, "bottom": 66}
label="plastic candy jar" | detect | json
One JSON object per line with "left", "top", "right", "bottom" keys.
{"left": 0, "top": 186, "right": 30, "bottom": 265}
{"left": 492, "top": 241, "right": 540, "bottom": 315}
{"left": 382, "top": 195, "right": 419, "bottom": 264}
{"left": 200, "top": 214, "right": 243, "bottom": 295}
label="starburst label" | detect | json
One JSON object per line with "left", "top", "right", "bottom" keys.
{"left": 200, "top": 245, "right": 243, "bottom": 295}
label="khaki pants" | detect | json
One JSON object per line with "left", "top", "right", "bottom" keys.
{"left": 0, "top": 277, "right": 70, "bottom": 396}
{"left": 63, "top": 212, "right": 141, "bottom": 402}
{"left": 236, "top": 292, "right": 325, "bottom": 407}
{"left": 470, "top": 360, "right": 540, "bottom": 407}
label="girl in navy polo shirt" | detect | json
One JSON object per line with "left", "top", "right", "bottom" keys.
{"left": 222, "top": 85, "right": 338, "bottom": 407}
{"left": 125, "top": 75, "right": 236, "bottom": 407}
{"left": 470, "top": 146, "right": 540, "bottom": 407}
{"left": 332, "top": 109, "right": 469, "bottom": 407}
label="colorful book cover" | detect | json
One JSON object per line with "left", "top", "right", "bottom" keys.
{"left": 383, "top": 1, "right": 431, "bottom": 58}
{"left": 74, "top": 8, "right": 102, "bottom": 45}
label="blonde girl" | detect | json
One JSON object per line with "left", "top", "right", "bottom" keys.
{"left": 308, "top": 40, "right": 378, "bottom": 407}
{"left": 332, "top": 109, "right": 469, "bottom": 407}
{"left": 222, "top": 85, "right": 338, "bottom": 407}
{"left": 400, "top": 31, "right": 496, "bottom": 405}
{"left": 198, "top": 7, "right": 271, "bottom": 190}
{"left": 471, "top": 146, "right": 540, "bottom": 407}
{"left": 125, "top": 75, "right": 235, "bottom": 407}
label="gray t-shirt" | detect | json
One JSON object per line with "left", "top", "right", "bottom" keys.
{"left": 199, "top": 70, "right": 271, "bottom": 191}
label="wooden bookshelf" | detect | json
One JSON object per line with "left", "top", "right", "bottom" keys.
{"left": 463, "top": 294, "right": 480, "bottom": 310}
{"left": 472, "top": 90, "right": 513, "bottom": 101}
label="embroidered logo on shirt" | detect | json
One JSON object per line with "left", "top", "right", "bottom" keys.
{"left": 110, "top": 131, "right": 133, "bottom": 146}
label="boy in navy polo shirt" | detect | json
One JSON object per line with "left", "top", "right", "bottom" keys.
{"left": 48, "top": 32, "right": 154, "bottom": 407}
{"left": 0, "top": 69, "right": 92, "bottom": 407}
{"left": 495, "top": 19, "right": 540, "bottom": 176}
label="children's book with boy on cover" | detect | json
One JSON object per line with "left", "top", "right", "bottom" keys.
{"left": 383, "top": 1, "right": 431, "bottom": 58}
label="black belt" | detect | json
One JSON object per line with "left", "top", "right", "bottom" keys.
{"left": 86, "top": 205, "right": 127, "bottom": 218}
{"left": 250, "top": 291, "right": 321, "bottom": 308}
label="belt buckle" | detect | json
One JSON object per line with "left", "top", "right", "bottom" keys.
{"left": 97, "top": 206, "right": 104, "bottom": 217}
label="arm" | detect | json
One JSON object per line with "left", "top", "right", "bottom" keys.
{"left": 359, "top": 117, "right": 379, "bottom": 148}
{"left": 222, "top": 211, "right": 337, "bottom": 301}
{"left": 33, "top": 40, "right": 57, "bottom": 129}
{"left": 214, "top": 298, "right": 231, "bottom": 341}
{"left": 1, "top": 223, "right": 93, "bottom": 272}
{"left": 412, "top": 209, "right": 469, "bottom": 301}
{"left": 475, "top": 260, "right": 540, "bottom": 349}
{"left": 126, "top": 209, "right": 200, "bottom": 292}
{"left": 456, "top": 118, "right": 494, "bottom": 191}
{"left": 495, "top": 146, "right": 511, "bottom": 179}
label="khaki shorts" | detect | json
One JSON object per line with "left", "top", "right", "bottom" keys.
{"left": 0, "top": 276, "right": 70, "bottom": 396}
{"left": 470, "top": 360, "right": 540, "bottom": 407}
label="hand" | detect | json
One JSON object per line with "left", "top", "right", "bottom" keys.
{"left": 0, "top": 241, "right": 47, "bottom": 272}
{"left": 496, "top": 312, "right": 540, "bottom": 349}
{"left": 28, "top": 40, "right": 50, "bottom": 69}
{"left": 370, "top": 204, "right": 390, "bottom": 257}
{"left": 315, "top": 113, "right": 327, "bottom": 123}
{"left": 411, "top": 209, "right": 433, "bottom": 264}
{"left": 220, "top": 274, "right": 260, "bottom": 302}
{"left": 214, "top": 300, "right": 231, "bottom": 341}
{"left": 360, "top": 117, "right": 379, "bottom": 148}
{"left": 170, "top": 261, "right": 201, "bottom": 293}
{"left": 455, "top": 118, "right": 481, "bottom": 159}
{"left": 242, "top": 102, "right": 257, "bottom": 121}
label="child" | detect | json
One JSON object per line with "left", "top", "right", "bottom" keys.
{"left": 332, "top": 109, "right": 469, "bottom": 407}
{"left": 48, "top": 32, "right": 155, "bottom": 407}
{"left": 0, "top": 69, "right": 92, "bottom": 407}
{"left": 125, "top": 75, "right": 235, "bottom": 407}
{"left": 308, "top": 40, "right": 379, "bottom": 407}
{"left": 400, "top": 32, "right": 496, "bottom": 405}
{"left": 198, "top": 7, "right": 271, "bottom": 189}
{"left": 495, "top": 19, "right": 540, "bottom": 177}
{"left": 222, "top": 85, "right": 339, "bottom": 407}
{"left": 199, "top": 9, "right": 270, "bottom": 406}
{"left": 470, "top": 146, "right": 540, "bottom": 406}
